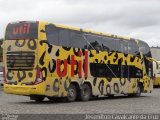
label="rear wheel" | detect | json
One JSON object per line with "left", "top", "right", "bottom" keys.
{"left": 79, "top": 84, "right": 91, "bottom": 101}
{"left": 67, "top": 84, "right": 77, "bottom": 102}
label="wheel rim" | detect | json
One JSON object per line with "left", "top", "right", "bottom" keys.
{"left": 68, "top": 88, "right": 75, "bottom": 98}
{"left": 82, "top": 87, "right": 89, "bottom": 97}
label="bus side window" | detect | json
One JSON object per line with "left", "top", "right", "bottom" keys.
{"left": 86, "top": 35, "right": 102, "bottom": 51}
{"left": 45, "top": 24, "right": 59, "bottom": 45}
{"left": 70, "top": 31, "right": 87, "bottom": 49}
{"left": 128, "top": 40, "right": 140, "bottom": 56}
{"left": 59, "top": 29, "right": 70, "bottom": 47}
{"left": 102, "top": 37, "right": 116, "bottom": 52}
{"left": 116, "top": 39, "right": 130, "bottom": 54}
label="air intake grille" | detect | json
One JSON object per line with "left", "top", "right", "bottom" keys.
{"left": 7, "top": 51, "right": 35, "bottom": 70}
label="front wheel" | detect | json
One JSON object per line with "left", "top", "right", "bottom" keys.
{"left": 128, "top": 84, "right": 142, "bottom": 97}
{"left": 135, "top": 84, "right": 142, "bottom": 97}
{"left": 67, "top": 84, "right": 77, "bottom": 102}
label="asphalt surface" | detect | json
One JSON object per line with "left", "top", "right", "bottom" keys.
{"left": 0, "top": 88, "right": 160, "bottom": 114}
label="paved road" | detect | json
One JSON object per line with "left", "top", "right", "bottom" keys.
{"left": 0, "top": 88, "right": 160, "bottom": 114}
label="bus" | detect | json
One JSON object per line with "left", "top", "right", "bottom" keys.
{"left": 0, "top": 38, "right": 3, "bottom": 86}
{"left": 153, "top": 60, "right": 160, "bottom": 87}
{"left": 3, "top": 21, "right": 153, "bottom": 102}
{"left": 151, "top": 47, "right": 160, "bottom": 87}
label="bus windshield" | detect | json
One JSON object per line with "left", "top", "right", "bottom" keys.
{"left": 5, "top": 21, "right": 38, "bottom": 40}
{"left": 138, "top": 40, "right": 151, "bottom": 57}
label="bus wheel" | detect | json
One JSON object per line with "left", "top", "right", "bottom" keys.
{"left": 67, "top": 84, "right": 77, "bottom": 102}
{"left": 80, "top": 84, "right": 91, "bottom": 101}
{"left": 30, "top": 96, "right": 45, "bottom": 102}
{"left": 128, "top": 84, "right": 142, "bottom": 97}
{"left": 135, "top": 84, "right": 142, "bottom": 97}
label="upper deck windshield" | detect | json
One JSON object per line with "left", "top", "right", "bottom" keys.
{"left": 5, "top": 22, "right": 38, "bottom": 40}
{"left": 138, "top": 40, "right": 152, "bottom": 57}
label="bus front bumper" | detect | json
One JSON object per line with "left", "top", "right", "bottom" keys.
{"left": 153, "top": 78, "right": 160, "bottom": 86}
{"left": 3, "top": 82, "right": 45, "bottom": 96}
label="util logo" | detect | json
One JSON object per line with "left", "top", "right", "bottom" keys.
{"left": 12, "top": 23, "right": 30, "bottom": 35}
{"left": 56, "top": 51, "right": 88, "bottom": 78}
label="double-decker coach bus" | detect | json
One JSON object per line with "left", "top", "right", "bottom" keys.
{"left": 3, "top": 21, "right": 153, "bottom": 102}
{"left": 150, "top": 47, "right": 160, "bottom": 87}
{"left": 152, "top": 61, "right": 160, "bottom": 87}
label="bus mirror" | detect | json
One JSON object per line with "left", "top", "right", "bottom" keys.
{"left": 40, "top": 29, "right": 46, "bottom": 33}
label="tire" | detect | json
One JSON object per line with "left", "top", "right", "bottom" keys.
{"left": 128, "top": 84, "right": 142, "bottom": 97}
{"left": 67, "top": 84, "right": 77, "bottom": 102}
{"left": 79, "top": 84, "right": 91, "bottom": 101}
{"left": 135, "top": 84, "right": 142, "bottom": 97}
{"left": 30, "top": 96, "right": 45, "bottom": 102}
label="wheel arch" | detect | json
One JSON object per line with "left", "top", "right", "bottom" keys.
{"left": 70, "top": 81, "right": 80, "bottom": 90}
{"left": 83, "top": 81, "right": 93, "bottom": 96}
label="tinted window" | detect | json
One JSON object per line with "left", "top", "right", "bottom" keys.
{"left": 102, "top": 37, "right": 116, "bottom": 52}
{"left": 138, "top": 40, "right": 151, "bottom": 57}
{"left": 128, "top": 40, "right": 139, "bottom": 55}
{"left": 45, "top": 24, "right": 59, "bottom": 45}
{"left": 116, "top": 39, "right": 128, "bottom": 53}
{"left": 5, "top": 22, "right": 38, "bottom": 40}
{"left": 46, "top": 25, "right": 88, "bottom": 49}
{"left": 59, "top": 29, "right": 70, "bottom": 47}
{"left": 90, "top": 63, "right": 119, "bottom": 78}
{"left": 85, "top": 35, "right": 103, "bottom": 51}
{"left": 70, "top": 31, "right": 87, "bottom": 49}
{"left": 90, "top": 63, "right": 142, "bottom": 78}
{"left": 122, "top": 41, "right": 129, "bottom": 54}
{"left": 115, "top": 39, "right": 139, "bottom": 55}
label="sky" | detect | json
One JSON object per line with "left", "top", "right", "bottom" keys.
{"left": 0, "top": 0, "right": 160, "bottom": 47}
